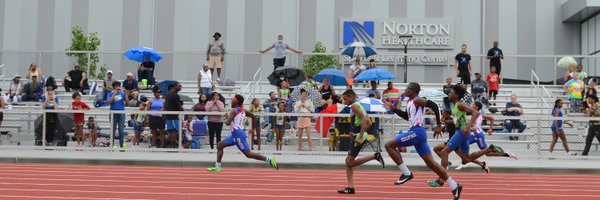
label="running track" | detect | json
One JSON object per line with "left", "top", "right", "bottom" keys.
{"left": 0, "top": 163, "right": 598, "bottom": 200}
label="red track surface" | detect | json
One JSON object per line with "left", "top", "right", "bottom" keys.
{"left": 0, "top": 163, "right": 598, "bottom": 200}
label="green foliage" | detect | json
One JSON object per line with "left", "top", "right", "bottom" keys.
{"left": 302, "top": 41, "right": 341, "bottom": 76}
{"left": 66, "top": 26, "right": 107, "bottom": 80}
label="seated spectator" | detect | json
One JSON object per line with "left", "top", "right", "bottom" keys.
{"left": 319, "top": 77, "right": 335, "bottom": 107}
{"left": 365, "top": 81, "right": 381, "bottom": 99}
{"left": 26, "top": 62, "right": 43, "bottom": 83}
{"left": 123, "top": 72, "right": 139, "bottom": 100}
{"left": 5, "top": 74, "right": 23, "bottom": 103}
{"left": 382, "top": 81, "right": 400, "bottom": 104}
{"left": 21, "top": 75, "right": 44, "bottom": 102}
{"left": 471, "top": 73, "right": 488, "bottom": 102}
{"left": 348, "top": 58, "right": 367, "bottom": 87}
{"left": 64, "top": 65, "right": 88, "bottom": 93}
{"left": 138, "top": 56, "right": 155, "bottom": 85}
{"left": 442, "top": 76, "right": 453, "bottom": 110}
{"left": 504, "top": 94, "right": 527, "bottom": 137}
{"left": 305, "top": 75, "right": 318, "bottom": 89}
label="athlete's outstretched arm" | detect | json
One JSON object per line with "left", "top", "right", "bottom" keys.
{"left": 384, "top": 102, "right": 408, "bottom": 121}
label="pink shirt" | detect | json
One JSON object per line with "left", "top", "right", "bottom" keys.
{"left": 205, "top": 101, "right": 225, "bottom": 122}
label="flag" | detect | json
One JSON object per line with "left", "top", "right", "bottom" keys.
{"left": 315, "top": 104, "right": 338, "bottom": 138}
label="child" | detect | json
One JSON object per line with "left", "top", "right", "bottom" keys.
{"left": 182, "top": 115, "right": 194, "bottom": 148}
{"left": 549, "top": 99, "right": 575, "bottom": 155}
{"left": 72, "top": 92, "right": 90, "bottom": 147}
{"left": 279, "top": 81, "right": 290, "bottom": 103}
{"left": 86, "top": 117, "right": 99, "bottom": 146}
{"left": 487, "top": 66, "right": 500, "bottom": 105}
{"left": 133, "top": 98, "right": 148, "bottom": 147}
{"left": 274, "top": 102, "right": 287, "bottom": 151}
{"left": 249, "top": 98, "right": 263, "bottom": 150}
{"left": 305, "top": 75, "right": 318, "bottom": 89}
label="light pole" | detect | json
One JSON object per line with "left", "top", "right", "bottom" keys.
{"left": 399, "top": 35, "right": 413, "bottom": 83}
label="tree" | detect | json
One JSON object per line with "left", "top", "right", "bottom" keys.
{"left": 302, "top": 41, "right": 341, "bottom": 76}
{"left": 66, "top": 26, "right": 107, "bottom": 80}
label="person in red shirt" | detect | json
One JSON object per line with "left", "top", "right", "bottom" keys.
{"left": 72, "top": 92, "right": 90, "bottom": 147}
{"left": 486, "top": 66, "right": 500, "bottom": 105}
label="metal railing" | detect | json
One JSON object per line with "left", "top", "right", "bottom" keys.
{"left": 1, "top": 108, "right": 600, "bottom": 160}
{"left": 530, "top": 70, "right": 553, "bottom": 114}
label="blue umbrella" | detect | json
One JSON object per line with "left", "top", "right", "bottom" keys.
{"left": 124, "top": 46, "right": 163, "bottom": 63}
{"left": 354, "top": 68, "right": 396, "bottom": 81}
{"left": 358, "top": 97, "right": 388, "bottom": 113}
{"left": 341, "top": 42, "right": 377, "bottom": 58}
{"left": 314, "top": 68, "right": 352, "bottom": 86}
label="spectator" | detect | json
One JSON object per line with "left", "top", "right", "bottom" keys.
{"left": 21, "top": 75, "right": 44, "bottom": 102}
{"left": 442, "top": 77, "right": 453, "bottom": 110}
{"left": 259, "top": 35, "right": 302, "bottom": 71}
{"left": 103, "top": 70, "right": 116, "bottom": 100}
{"left": 504, "top": 94, "right": 527, "bottom": 136}
{"left": 138, "top": 56, "right": 155, "bottom": 86}
{"left": 72, "top": 92, "right": 90, "bottom": 147}
{"left": 279, "top": 80, "right": 290, "bottom": 103}
{"left": 192, "top": 94, "right": 208, "bottom": 120}
{"left": 164, "top": 82, "right": 184, "bottom": 148}
{"left": 486, "top": 41, "right": 503, "bottom": 76}
{"left": 348, "top": 58, "right": 366, "bottom": 81}
{"left": 64, "top": 65, "right": 88, "bottom": 93}
{"left": 197, "top": 63, "right": 214, "bottom": 95}
{"left": 583, "top": 95, "right": 600, "bottom": 156}
{"left": 42, "top": 86, "right": 59, "bottom": 145}
{"left": 564, "top": 72, "right": 585, "bottom": 113}
{"left": 44, "top": 76, "right": 58, "bottom": 95}
{"left": 206, "top": 32, "right": 226, "bottom": 81}
{"left": 454, "top": 44, "right": 472, "bottom": 87}
{"left": 459, "top": 84, "right": 473, "bottom": 105}
{"left": 487, "top": 66, "right": 500, "bottom": 105}
{"left": 366, "top": 81, "right": 381, "bottom": 99}
{"left": 275, "top": 72, "right": 288, "bottom": 88}
{"left": 249, "top": 98, "right": 263, "bottom": 150}
{"left": 107, "top": 81, "right": 129, "bottom": 149}
{"left": 147, "top": 86, "right": 166, "bottom": 148}
{"left": 295, "top": 89, "right": 314, "bottom": 151}
{"left": 263, "top": 91, "right": 279, "bottom": 131}
{"left": 368, "top": 59, "right": 377, "bottom": 69}
{"left": 576, "top": 64, "right": 588, "bottom": 98}
{"left": 471, "top": 73, "right": 488, "bottom": 103}
{"left": 132, "top": 98, "right": 148, "bottom": 147}
{"left": 274, "top": 102, "right": 287, "bottom": 151}
{"left": 0, "top": 90, "right": 4, "bottom": 127}
{"left": 319, "top": 77, "right": 335, "bottom": 107}
{"left": 86, "top": 117, "right": 99, "bottom": 147}
{"left": 586, "top": 78, "right": 598, "bottom": 100}
{"left": 382, "top": 81, "right": 400, "bottom": 104}
{"left": 564, "top": 64, "right": 575, "bottom": 82}
{"left": 305, "top": 75, "right": 318, "bottom": 89}
{"left": 5, "top": 74, "right": 23, "bottom": 103}
{"left": 205, "top": 92, "right": 225, "bottom": 149}
{"left": 123, "top": 72, "right": 139, "bottom": 100}
{"left": 26, "top": 62, "right": 43, "bottom": 83}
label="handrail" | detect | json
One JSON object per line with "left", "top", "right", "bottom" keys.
{"left": 0, "top": 64, "right": 5, "bottom": 88}
{"left": 531, "top": 70, "right": 552, "bottom": 113}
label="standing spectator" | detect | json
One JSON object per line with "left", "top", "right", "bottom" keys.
{"left": 442, "top": 77, "right": 453, "bottom": 110}
{"left": 274, "top": 102, "right": 287, "bottom": 151}
{"left": 348, "top": 58, "right": 367, "bottom": 87}
{"left": 564, "top": 72, "right": 585, "bottom": 113}
{"left": 249, "top": 98, "right": 263, "bottom": 150}
{"left": 486, "top": 41, "right": 503, "bottom": 76}
{"left": 42, "top": 87, "right": 59, "bottom": 145}
{"left": 164, "top": 82, "right": 184, "bottom": 148}
{"left": 564, "top": 64, "right": 576, "bottom": 82}
{"left": 454, "top": 44, "right": 472, "bottom": 87}
{"left": 197, "top": 64, "right": 214, "bottom": 95}
{"left": 72, "top": 93, "right": 90, "bottom": 147}
{"left": 295, "top": 89, "right": 314, "bottom": 151}
{"left": 206, "top": 32, "right": 226, "bottom": 81}
{"left": 86, "top": 117, "right": 99, "bottom": 147}
{"left": 205, "top": 92, "right": 225, "bottom": 149}
{"left": 366, "top": 81, "right": 381, "bottom": 99}
{"left": 132, "top": 98, "right": 148, "bottom": 147}
{"left": 278, "top": 80, "right": 290, "bottom": 103}
{"left": 192, "top": 94, "right": 208, "bottom": 120}
{"left": 504, "top": 94, "right": 527, "bottom": 136}
{"left": 123, "top": 72, "right": 139, "bottom": 100}
{"left": 259, "top": 35, "right": 302, "bottom": 71}
{"left": 487, "top": 66, "right": 500, "bottom": 105}
{"left": 6, "top": 74, "right": 23, "bottom": 103}
{"left": 471, "top": 73, "right": 488, "bottom": 103}
{"left": 21, "top": 75, "right": 43, "bottom": 102}
{"left": 583, "top": 95, "right": 600, "bottom": 156}
{"left": 102, "top": 70, "right": 116, "bottom": 100}
{"left": 382, "top": 81, "right": 400, "bottom": 104}
{"left": 147, "top": 86, "right": 165, "bottom": 148}
{"left": 26, "top": 63, "right": 43, "bottom": 83}
{"left": 138, "top": 56, "right": 155, "bottom": 86}
{"left": 107, "top": 81, "right": 129, "bottom": 149}
{"left": 64, "top": 65, "right": 88, "bottom": 93}
{"left": 576, "top": 64, "right": 588, "bottom": 98}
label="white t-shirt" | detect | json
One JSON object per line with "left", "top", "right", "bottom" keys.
{"left": 199, "top": 69, "right": 212, "bottom": 88}
{"left": 349, "top": 64, "right": 366, "bottom": 76}
{"left": 295, "top": 100, "right": 314, "bottom": 113}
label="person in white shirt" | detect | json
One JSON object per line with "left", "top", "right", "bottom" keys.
{"left": 197, "top": 64, "right": 214, "bottom": 95}
{"left": 349, "top": 58, "right": 367, "bottom": 87}
{"left": 295, "top": 89, "right": 314, "bottom": 151}
{"left": 5, "top": 74, "right": 23, "bottom": 103}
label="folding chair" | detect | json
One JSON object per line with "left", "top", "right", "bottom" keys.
{"left": 362, "top": 116, "right": 383, "bottom": 153}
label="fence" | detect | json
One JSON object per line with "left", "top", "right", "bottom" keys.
{"left": 1, "top": 50, "right": 599, "bottom": 84}
{"left": 1, "top": 108, "right": 599, "bottom": 160}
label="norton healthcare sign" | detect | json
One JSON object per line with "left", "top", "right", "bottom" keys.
{"left": 340, "top": 18, "right": 454, "bottom": 65}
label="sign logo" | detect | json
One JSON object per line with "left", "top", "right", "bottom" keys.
{"left": 343, "top": 21, "right": 374, "bottom": 46}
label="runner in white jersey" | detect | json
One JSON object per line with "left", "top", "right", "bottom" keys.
{"left": 207, "top": 94, "right": 279, "bottom": 172}
{"left": 383, "top": 82, "right": 463, "bottom": 200}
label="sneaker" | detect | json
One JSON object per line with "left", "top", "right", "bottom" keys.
{"left": 569, "top": 151, "right": 578, "bottom": 156}
{"left": 394, "top": 173, "right": 414, "bottom": 185}
{"left": 374, "top": 152, "right": 385, "bottom": 168}
{"left": 337, "top": 187, "right": 355, "bottom": 194}
{"left": 506, "top": 152, "right": 518, "bottom": 160}
{"left": 490, "top": 144, "right": 505, "bottom": 154}
{"left": 452, "top": 184, "right": 463, "bottom": 200}
{"left": 268, "top": 157, "right": 278, "bottom": 170}
{"left": 207, "top": 167, "right": 222, "bottom": 172}
{"left": 446, "top": 161, "right": 453, "bottom": 170}
{"left": 482, "top": 161, "right": 491, "bottom": 174}
{"left": 455, "top": 163, "right": 470, "bottom": 170}
{"left": 427, "top": 179, "right": 444, "bottom": 187}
